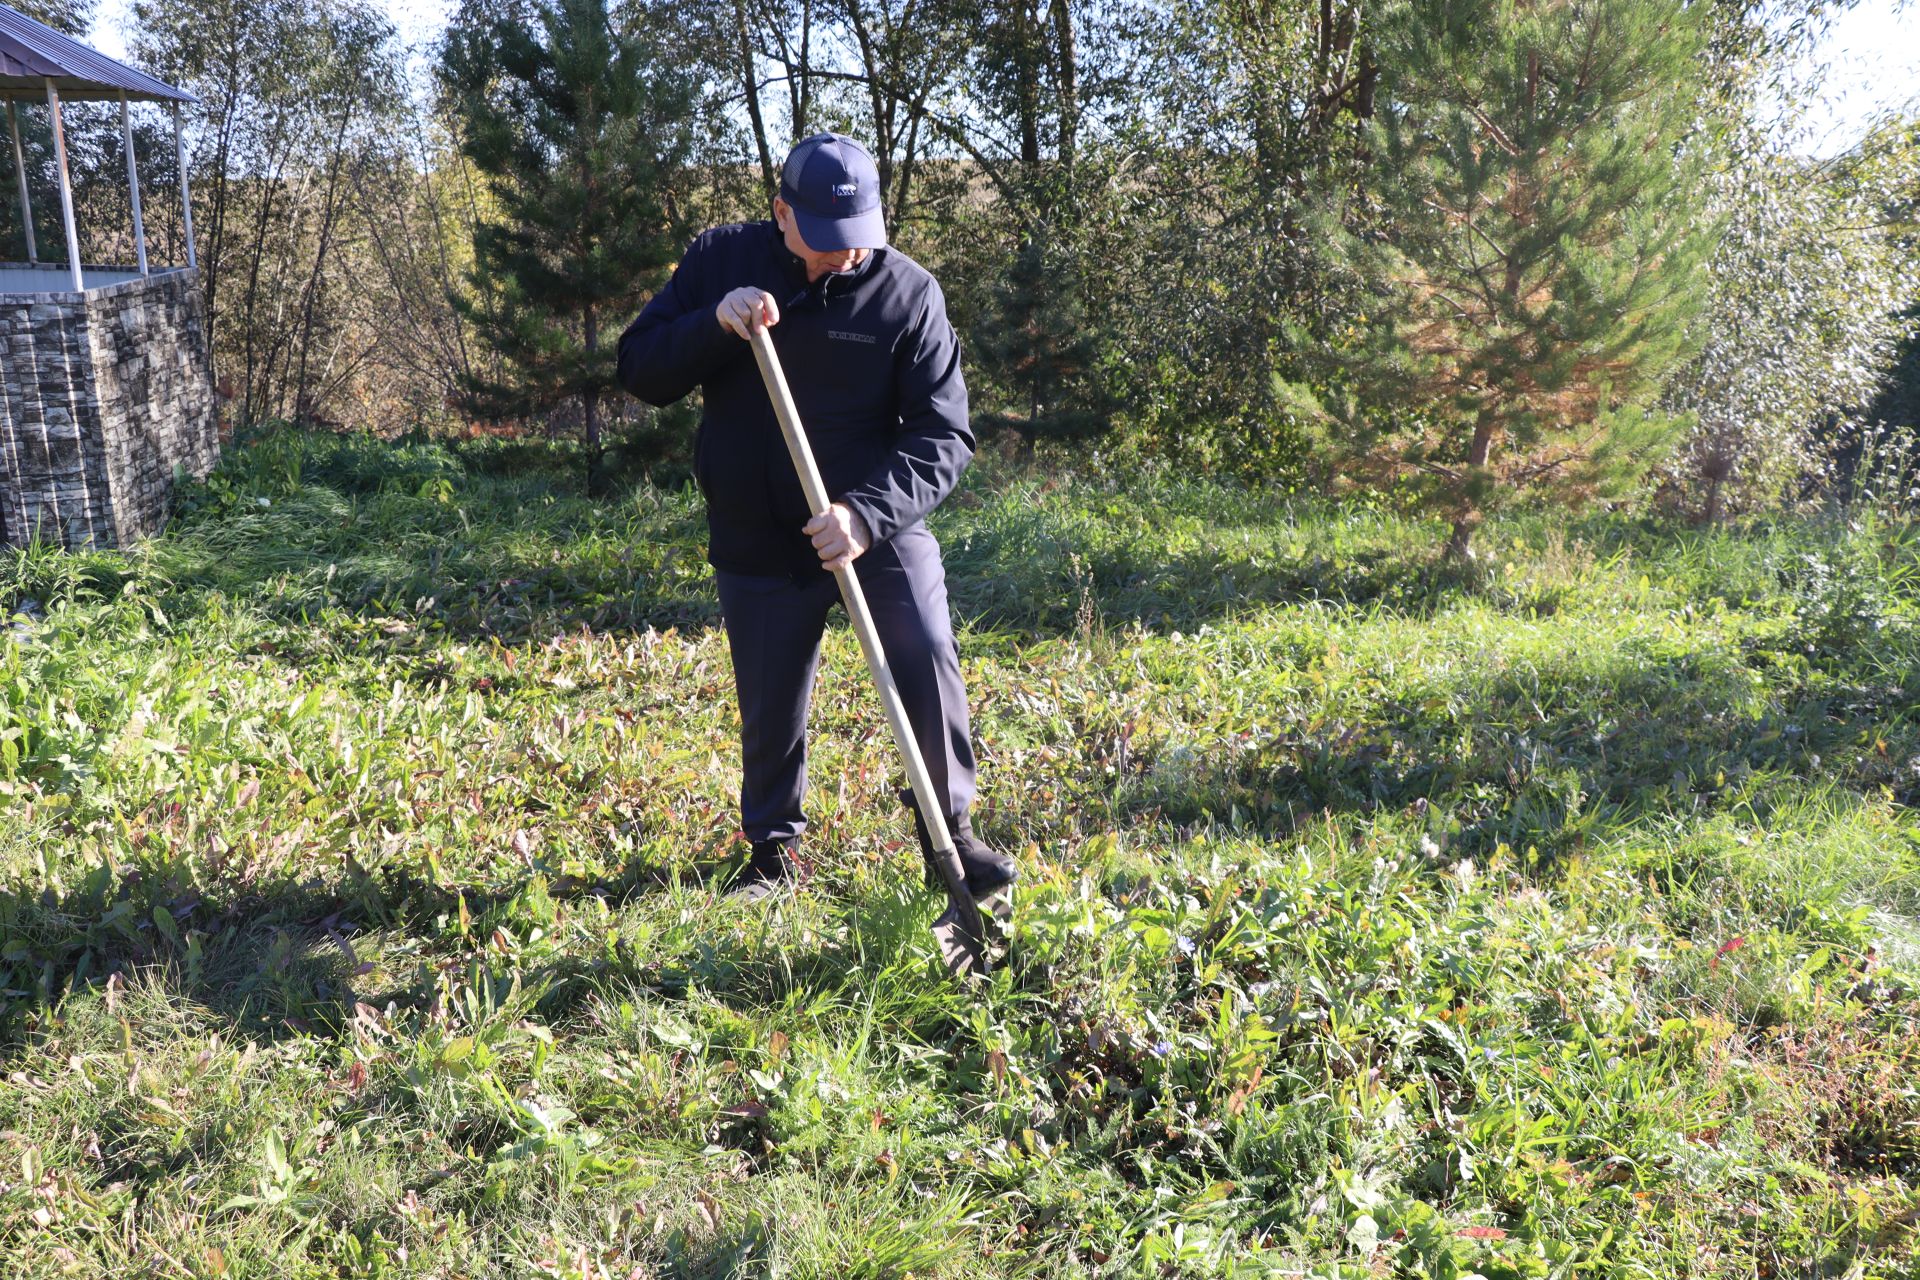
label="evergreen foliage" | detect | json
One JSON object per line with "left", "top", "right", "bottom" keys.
{"left": 968, "top": 230, "right": 1112, "bottom": 451}
{"left": 1280, "top": 0, "right": 1715, "bottom": 556}
{"left": 438, "top": 0, "right": 696, "bottom": 470}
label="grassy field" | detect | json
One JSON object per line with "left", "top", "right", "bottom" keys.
{"left": 3, "top": 428, "right": 1920, "bottom": 1278}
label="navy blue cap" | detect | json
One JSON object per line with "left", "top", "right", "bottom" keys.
{"left": 779, "top": 133, "right": 886, "bottom": 252}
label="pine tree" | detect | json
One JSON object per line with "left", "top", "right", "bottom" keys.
{"left": 971, "top": 231, "right": 1111, "bottom": 452}
{"left": 1280, "top": 0, "right": 1713, "bottom": 557}
{"left": 439, "top": 0, "right": 694, "bottom": 476}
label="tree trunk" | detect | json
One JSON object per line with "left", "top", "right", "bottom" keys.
{"left": 1447, "top": 409, "right": 1500, "bottom": 559}
{"left": 1701, "top": 457, "right": 1727, "bottom": 524}
{"left": 1050, "top": 0, "right": 1076, "bottom": 178}
{"left": 797, "top": 0, "right": 813, "bottom": 138}
{"left": 734, "top": 0, "right": 775, "bottom": 198}
{"left": 412, "top": 99, "right": 477, "bottom": 395}
{"left": 294, "top": 92, "right": 356, "bottom": 422}
{"left": 238, "top": 126, "right": 294, "bottom": 424}
{"left": 1354, "top": 48, "right": 1378, "bottom": 119}
{"left": 582, "top": 301, "right": 600, "bottom": 453}
{"left": 201, "top": 61, "right": 244, "bottom": 381}
{"left": 1014, "top": 0, "right": 1041, "bottom": 172}
{"left": 893, "top": 100, "right": 924, "bottom": 227}
{"left": 1450, "top": 48, "right": 1539, "bottom": 559}
{"left": 847, "top": 4, "right": 895, "bottom": 201}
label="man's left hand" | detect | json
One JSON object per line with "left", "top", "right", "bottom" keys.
{"left": 804, "top": 504, "right": 871, "bottom": 572}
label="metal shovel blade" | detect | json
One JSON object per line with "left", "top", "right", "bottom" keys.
{"left": 926, "top": 848, "right": 990, "bottom": 978}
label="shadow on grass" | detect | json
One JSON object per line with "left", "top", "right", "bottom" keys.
{"left": 13, "top": 427, "right": 1909, "bottom": 655}
{"left": 7, "top": 430, "right": 1917, "bottom": 1051}
{"left": 1107, "top": 644, "right": 1920, "bottom": 859}
{"left": 14, "top": 634, "right": 1907, "bottom": 1049}
{"left": 0, "top": 847, "right": 722, "bottom": 1056}
{"left": 949, "top": 536, "right": 1469, "bottom": 634}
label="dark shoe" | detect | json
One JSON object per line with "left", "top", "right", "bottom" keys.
{"left": 728, "top": 838, "right": 798, "bottom": 901}
{"left": 900, "top": 790, "right": 1018, "bottom": 899}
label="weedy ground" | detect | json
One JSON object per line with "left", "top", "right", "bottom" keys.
{"left": 2, "top": 427, "right": 1919, "bottom": 1279}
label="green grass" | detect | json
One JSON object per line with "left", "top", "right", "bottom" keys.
{"left": 3, "top": 426, "right": 1919, "bottom": 1277}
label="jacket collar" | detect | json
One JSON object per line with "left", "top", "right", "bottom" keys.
{"left": 765, "top": 219, "right": 883, "bottom": 303}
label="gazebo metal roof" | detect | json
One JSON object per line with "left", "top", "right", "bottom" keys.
{"left": 0, "top": 3, "right": 195, "bottom": 103}
{"left": 1, "top": 1, "right": 196, "bottom": 292}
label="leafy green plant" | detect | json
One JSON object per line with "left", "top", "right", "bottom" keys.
{"left": 3, "top": 430, "right": 1919, "bottom": 1276}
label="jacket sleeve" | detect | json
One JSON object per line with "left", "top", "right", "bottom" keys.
{"left": 838, "top": 279, "right": 974, "bottom": 546}
{"left": 617, "top": 233, "right": 741, "bottom": 407}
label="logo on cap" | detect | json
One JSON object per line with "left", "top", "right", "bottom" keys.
{"left": 832, "top": 181, "right": 858, "bottom": 198}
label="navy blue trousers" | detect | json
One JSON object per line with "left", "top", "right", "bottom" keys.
{"left": 714, "top": 524, "right": 977, "bottom": 844}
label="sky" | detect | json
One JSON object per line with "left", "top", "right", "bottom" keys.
{"left": 85, "top": 0, "right": 1920, "bottom": 159}
{"left": 85, "top": 0, "right": 456, "bottom": 62}
{"left": 1779, "top": 0, "right": 1920, "bottom": 155}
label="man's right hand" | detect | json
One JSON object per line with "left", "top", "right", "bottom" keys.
{"left": 716, "top": 287, "right": 779, "bottom": 339}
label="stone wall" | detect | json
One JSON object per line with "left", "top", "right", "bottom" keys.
{"left": 0, "top": 289, "right": 116, "bottom": 549}
{"left": 84, "top": 270, "right": 220, "bottom": 547}
{"left": 0, "top": 266, "right": 218, "bottom": 551}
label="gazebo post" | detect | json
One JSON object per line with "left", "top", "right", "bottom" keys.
{"left": 171, "top": 101, "right": 194, "bottom": 270}
{"left": 119, "top": 91, "right": 147, "bottom": 277}
{"left": 43, "top": 79, "right": 82, "bottom": 293}
{"left": 6, "top": 100, "right": 34, "bottom": 264}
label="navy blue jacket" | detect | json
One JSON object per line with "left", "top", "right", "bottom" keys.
{"left": 617, "top": 221, "right": 973, "bottom": 577}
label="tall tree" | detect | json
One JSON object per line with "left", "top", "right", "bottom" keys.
{"left": 1653, "top": 1, "right": 1919, "bottom": 520}
{"left": 134, "top": 0, "right": 401, "bottom": 426}
{"left": 1660, "top": 117, "right": 1917, "bottom": 521}
{"left": 439, "top": 0, "right": 696, "bottom": 470}
{"left": 1280, "top": 0, "right": 1714, "bottom": 557}
{"left": 968, "top": 230, "right": 1110, "bottom": 450}
{"left": 997, "top": 0, "right": 1380, "bottom": 479}
{"left": 11, "top": 0, "right": 93, "bottom": 35}
{"left": 839, "top": 0, "right": 969, "bottom": 229}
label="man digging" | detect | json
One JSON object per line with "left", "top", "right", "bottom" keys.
{"left": 616, "top": 132, "right": 1016, "bottom": 911}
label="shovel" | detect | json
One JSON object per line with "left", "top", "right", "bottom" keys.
{"left": 746, "top": 323, "right": 992, "bottom": 979}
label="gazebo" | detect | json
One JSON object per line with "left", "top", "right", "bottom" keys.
{"left": 0, "top": 1, "right": 216, "bottom": 551}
